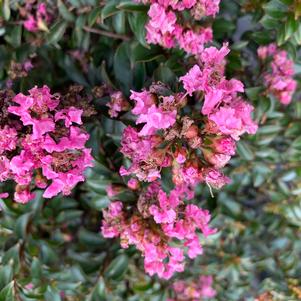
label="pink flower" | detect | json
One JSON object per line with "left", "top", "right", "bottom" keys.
{"left": 0, "top": 127, "right": 18, "bottom": 154}
{"left": 10, "top": 151, "right": 34, "bottom": 185}
{"left": 23, "top": 3, "right": 51, "bottom": 32}
{"left": 43, "top": 172, "right": 84, "bottom": 198}
{"left": 209, "top": 99, "right": 258, "bottom": 140}
{"left": 180, "top": 65, "right": 204, "bottom": 96}
{"left": 14, "top": 189, "right": 35, "bottom": 204}
{"left": 202, "top": 89, "right": 224, "bottom": 115}
{"left": 210, "top": 136, "right": 236, "bottom": 155}
{"left": 0, "top": 193, "right": 9, "bottom": 199}
{"left": 2, "top": 86, "right": 92, "bottom": 203}
{"left": 201, "top": 43, "right": 230, "bottom": 67}
{"left": 200, "top": 275, "right": 217, "bottom": 298}
{"left": 200, "top": 0, "right": 221, "bottom": 17}
{"left": 136, "top": 105, "right": 176, "bottom": 136}
{"left": 31, "top": 117, "right": 55, "bottom": 139}
{"left": 204, "top": 168, "right": 231, "bottom": 189}
{"left": 107, "top": 91, "right": 129, "bottom": 118}
{"left": 185, "top": 235, "right": 203, "bottom": 258}
{"left": 120, "top": 126, "right": 154, "bottom": 161}
{"left": 0, "top": 156, "right": 10, "bottom": 182}
{"left": 55, "top": 107, "right": 83, "bottom": 127}
{"left": 127, "top": 178, "right": 139, "bottom": 190}
{"left": 148, "top": 4, "right": 177, "bottom": 34}
{"left": 131, "top": 90, "right": 156, "bottom": 115}
{"left": 106, "top": 185, "right": 121, "bottom": 198}
{"left": 37, "top": 3, "right": 47, "bottom": 16}
{"left": 203, "top": 150, "right": 231, "bottom": 169}
{"left": 178, "top": 27, "right": 212, "bottom": 55}
{"left": 258, "top": 44, "right": 296, "bottom": 105}
{"left": 24, "top": 15, "right": 38, "bottom": 32}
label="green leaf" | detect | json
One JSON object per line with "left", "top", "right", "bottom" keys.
{"left": 112, "top": 11, "right": 126, "bottom": 35}
{"left": 44, "top": 286, "right": 61, "bottom": 301}
{"left": 4, "top": 26, "right": 22, "bottom": 48}
{"left": 61, "top": 55, "right": 89, "bottom": 86}
{"left": 2, "top": 0, "right": 10, "bottom": 21}
{"left": 113, "top": 42, "right": 133, "bottom": 91}
{"left": 279, "top": 0, "right": 293, "bottom": 5}
{"left": 104, "top": 254, "right": 129, "bottom": 280}
{"left": 154, "top": 65, "right": 176, "bottom": 87}
{"left": 58, "top": 0, "right": 75, "bottom": 22}
{"left": 89, "top": 278, "right": 107, "bottom": 301}
{"left": 0, "top": 266, "right": 13, "bottom": 291}
{"left": 117, "top": 1, "right": 148, "bottom": 12}
{"left": 128, "top": 12, "right": 149, "bottom": 48}
{"left": 47, "top": 21, "right": 68, "bottom": 45}
{"left": 245, "top": 87, "right": 263, "bottom": 101}
{"left": 284, "top": 15, "right": 298, "bottom": 41}
{"left": 31, "top": 258, "right": 42, "bottom": 280}
{"left": 101, "top": 1, "right": 119, "bottom": 20}
{"left": 294, "top": 23, "right": 301, "bottom": 44}
{"left": 260, "top": 15, "right": 279, "bottom": 30}
{"left": 236, "top": 141, "right": 254, "bottom": 161}
{"left": 0, "top": 281, "right": 14, "bottom": 301}
{"left": 15, "top": 213, "right": 32, "bottom": 239}
{"left": 88, "top": 7, "right": 102, "bottom": 26}
{"left": 132, "top": 43, "right": 162, "bottom": 63}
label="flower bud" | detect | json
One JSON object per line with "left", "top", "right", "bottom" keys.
{"left": 185, "top": 125, "right": 199, "bottom": 139}
{"left": 203, "top": 168, "right": 231, "bottom": 189}
{"left": 127, "top": 178, "right": 139, "bottom": 190}
{"left": 174, "top": 147, "right": 187, "bottom": 164}
{"left": 210, "top": 136, "right": 236, "bottom": 155}
{"left": 203, "top": 148, "right": 231, "bottom": 169}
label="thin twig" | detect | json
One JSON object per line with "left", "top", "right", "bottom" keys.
{"left": 83, "top": 26, "right": 131, "bottom": 41}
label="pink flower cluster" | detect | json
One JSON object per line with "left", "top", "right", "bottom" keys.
{"left": 102, "top": 182, "right": 216, "bottom": 279}
{"left": 119, "top": 44, "right": 257, "bottom": 191}
{"left": 180, "top": 43, "right": 258, "bottom": 141}
{"left": 136, "top": 0, "right": 219, "bottom": 54}
{"left": 258, "top": 43, "right": 297, "bottom": 105}
{"left": 168, "top": 275, "right": 216, "bottom": 300}
{"left": 0, "top": 86, "right": 93, "bottom": 203}
{"left": 23, "top": 2, "right": 51, "bottom": 32}
{"left": 101, "top": 43, "right": 257, "bottom": 280}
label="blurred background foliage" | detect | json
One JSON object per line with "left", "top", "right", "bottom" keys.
{"left": 1, "top": 0, "right": 301, "bottom": 300}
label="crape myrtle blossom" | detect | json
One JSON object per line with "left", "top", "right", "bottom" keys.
{"left": 180, "top": 43, "right": 258, "bottom": 141}
{"left": 168, "top": 275, "right": 216, "bottom": 300}
{"left": 22, "top": 2, "right": 51, "bottom": 32}
{"left": 101, "top": 23, "right": 257, "bottom": 282}
{"left": 257, "top": 43, "right": 297, "bottom": 105}
{"left": 0, "top": 86, "right": 93, "bottom": 203}
{"left": 102, "top": 46, "right": 257, "bottom": 280}
{"left": 102, "top": 183, "right": 216, "bottom": 279}
{"left": 120, "top": 44, "right": 257, "bottom": 189}
{"left": 136, "top": 0, "right": 219, "bottom": 54}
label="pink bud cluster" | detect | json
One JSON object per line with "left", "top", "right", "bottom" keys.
{"left": 23, "top": 2, "right": 51, "bottom": 32}
{"left": 168, "top": 275, "right": 216, "bottom": 300}
{"left": 102, "top": 182, "right": 216, "bottom": 279}
{"left": 136, "top": 0, "right": 220, "bottom": 54}
{"left": 258, "top": 43, "right": 297, "bottom": 105}
{"left": 0, "top": 86, "right": 93, "bottom": 203}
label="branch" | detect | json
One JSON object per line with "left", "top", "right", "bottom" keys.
{"left": 83, "top": 26, "right": 131, "bottom": 41}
